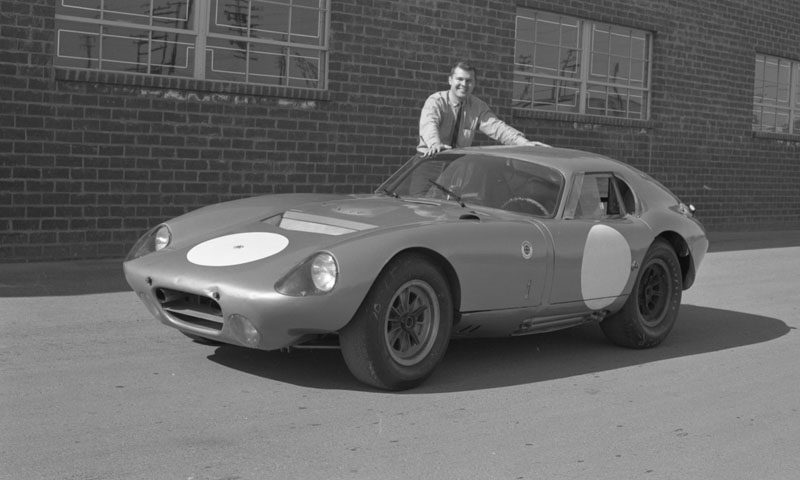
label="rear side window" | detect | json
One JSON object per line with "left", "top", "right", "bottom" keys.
{"left": 567, "top": 173, "right": 636, "bottom": 219}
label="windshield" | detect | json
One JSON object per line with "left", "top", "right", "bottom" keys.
{"left": 379, "top": 153, "right": 564, "bottom": 217}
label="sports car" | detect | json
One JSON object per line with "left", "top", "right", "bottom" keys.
{"left": 124, "top": 146, "right": 708, "bottom": 390}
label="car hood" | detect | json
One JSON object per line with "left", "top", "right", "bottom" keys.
{"left": 159, "top": 193, "right": 486, "bottom": 250}
{"left": 286, "top": 195, "right": 466, "bottom": 230}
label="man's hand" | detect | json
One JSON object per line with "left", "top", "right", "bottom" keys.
{"left": 421, "top": 143, "right": 452, "bottom": 158}
{"left": 524, "top": 140, "right": 550, "bottom": 147}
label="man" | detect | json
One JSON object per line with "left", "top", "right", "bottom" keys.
{"left": 418, "top": 61, "right": 548, "bottom": 158}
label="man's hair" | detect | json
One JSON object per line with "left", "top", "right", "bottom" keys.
{"left": 450, "top": 61, "right": 478, "bottom": 78}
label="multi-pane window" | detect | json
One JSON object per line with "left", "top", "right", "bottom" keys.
{"left": 54, "top": 0, "right": 329, "bottom": 89}
{"left": 513, "top": 9, "right": 651, "bottom": 120}
{"left": 753, "top": 54, "right": 800, "bottom": 134}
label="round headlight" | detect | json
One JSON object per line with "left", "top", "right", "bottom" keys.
{"left": 154, "top": 225, "right": 171, "bottom": 251}
{"left": 310, "top": 253, "right": 338, "bottom": 292}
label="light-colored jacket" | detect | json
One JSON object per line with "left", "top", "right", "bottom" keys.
{"left": 417, "top": 91, "right": 529, "bottom": 154}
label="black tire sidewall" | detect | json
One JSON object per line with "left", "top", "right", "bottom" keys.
{"left": 341, "top": 254, "right": 453, "bottom": 389}
{"left": 602, "top": 239, "right": 682, "bottom": 348}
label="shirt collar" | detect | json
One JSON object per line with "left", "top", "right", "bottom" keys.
{"left": 447, "top": 91, "right": 467, "bottom": 108}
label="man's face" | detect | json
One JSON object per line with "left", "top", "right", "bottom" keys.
{"left": 448, "top": 67, "right": 475, "bottom": 102}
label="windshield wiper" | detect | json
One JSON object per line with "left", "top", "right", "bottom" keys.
{"left": 427, "top": 179, "right": 466, "bottom": 208}
{"left": 377, "top": 186, "right": 400, "bottom": 199}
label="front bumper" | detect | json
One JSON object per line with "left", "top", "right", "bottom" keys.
{"left": 124, "top": 259, "right": 357, "bottom": 351}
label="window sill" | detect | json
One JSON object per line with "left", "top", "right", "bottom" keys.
{"left": 513, "top": 109, "right": 654, "bottom": 129}
{"left": 53, "top": 67, "right": 331, "bottom": 102}
{"left": 752, "top": 130, "right": 800, "bottom": 142}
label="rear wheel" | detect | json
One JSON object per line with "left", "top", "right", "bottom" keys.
{"left": 339, "top": 254, "right": 453, "bottom": 390}
{"left": 601, "top": 239, "right": 682, "bottom": 348}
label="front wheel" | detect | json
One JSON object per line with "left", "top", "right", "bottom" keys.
{"left": 339, "top": 254, "right": 453, "bottom": 390}
{"left": 601, "top": 239, "right": 682, "bottom": 348}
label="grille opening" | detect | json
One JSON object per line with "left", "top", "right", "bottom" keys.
{"left": 155, "top": 288, "right": 223, "bottom": 330}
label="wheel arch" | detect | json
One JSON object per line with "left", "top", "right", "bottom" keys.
{"left": 383, "top": 247, "right": 462, "bottom": 324}
{"left": 655, "top": 231, "right": 697, "bottom": 290}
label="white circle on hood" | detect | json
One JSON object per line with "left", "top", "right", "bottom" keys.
{"left": 187, "top": 232, "right": 289, "bottom": 267}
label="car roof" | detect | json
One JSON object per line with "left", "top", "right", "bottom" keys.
{"left": 454, "top": 145, "right": 637, "bottom": 177}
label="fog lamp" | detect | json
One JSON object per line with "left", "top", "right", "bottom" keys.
{"left": 228, "top": 314, "right": 261, "bottom": 348}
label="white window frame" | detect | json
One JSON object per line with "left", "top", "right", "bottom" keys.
{"left": 54, "top": 0, "right": 330, "bottom": 89}
{"left": 513, "top": 9, "right": 652, "bottom": 120}
{"left": 753, "top": 54, "right": 800, "bottom": 135}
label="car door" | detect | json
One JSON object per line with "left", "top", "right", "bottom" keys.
{"left": 547, "top": 172, "right": 653, "bottom": 309}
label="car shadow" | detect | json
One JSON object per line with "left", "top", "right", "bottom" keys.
{"left": 206, "top": 305, "right": 792, "bottom": 393}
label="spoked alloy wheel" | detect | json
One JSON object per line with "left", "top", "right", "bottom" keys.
{"left": 600, "top": 238, "right": 682, "bottom": 349}
{"left": 339, "top": 254, "right": 453, "bottom": 390}
{"left": 383, "top": 280, "right": 440, "bottom": 367}
{"left": 637, "top": 259, "right": 672, "bottom": 328}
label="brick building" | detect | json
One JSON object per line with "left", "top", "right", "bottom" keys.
{"left": 2, "top": 0, "right": 798, "bottom": 262}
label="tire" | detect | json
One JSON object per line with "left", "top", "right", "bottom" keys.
{"left": 601, "top": 238, "right": 682, "bottom": 349}
{"left": 339, "top": 254, "right": 453, "bottom": 390}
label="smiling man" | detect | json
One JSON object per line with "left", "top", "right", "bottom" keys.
{"left": 417, "top": 61, "right": 548, "bottom": 158}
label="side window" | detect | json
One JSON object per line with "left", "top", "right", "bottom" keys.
{"left": 571, "top": 173, "right": 633, "bottom": 219}
{"left": 615, "top": 176, "right": 637, "bottom": 214}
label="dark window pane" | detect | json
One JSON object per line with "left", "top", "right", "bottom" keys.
{"left": 586, "top": 85, "right": 607, "bottom": 115}
{"left": 60, "top": 0, "right": 102, "bottom": 17}
{"left": 213, "top": 0, "right": 250, "bottom": 33}
{"left": 291, "top": 6, "right": 320, "bottom": 38}
{"left": 250, "top": 2, "right": 290, "bottom": 41}
{"left": 591, "top": 53, "right": 608, "bottom": 79}
{"left": 104, "top": 0, "right": 151, "bottom": 24}
{"left": 152, "top": 0, "right": 194, "bottom": 28}
{"left": 609, "top": 56, "right": 630, "bottom": 82}
{"left": 150, "top": 33, "right": 194, "bottom": 76}
{"left": 559, "top": 48, "right": 579, "bottom": 76}
{"left": 249, "top": 43, "right": 286, "bottom": 85}
{"left": 515, "top": 41, "right": 534, "bottom": 70}
{"left": 101, "top": 26, "right": 150, "bottom": 73}
{"left": 512, "top": 77, "right": 533, "bottom": 108}
{"left": 288, "top": 48, "right": 320, "bottom": 88}
{"left": 535, "top": 15, "right": 561, "bottom": 45}
{"left": 516, "top": 15, "right": 536, "bottom": 43}
{"left": 55, "top": 20, "right": 101, "bottom": 69}
{"left": 534, "top": 44, "right": 559, "bottom": 75}
{"left": 206, "top": 37, "right": 247, "bottom": 80}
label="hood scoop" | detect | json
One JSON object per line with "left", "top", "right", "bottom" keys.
{"left": 458, "top": 213, "right": 481, "bottom": 221}
{"left": 278, "top": 210, "right": 378, "bottom": 236}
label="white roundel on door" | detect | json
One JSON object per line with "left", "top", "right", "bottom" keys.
{"left": 187, "top": 232, "right": 289, "bottom": 267}
{"left": 581, "top": 224, "right": 632, "bottom": 310}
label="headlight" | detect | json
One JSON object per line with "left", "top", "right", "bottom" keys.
{"left": 310, "top": 253, "right": 338, "bottom": 292}
{"left": 154, "top": 225, "right": 171, "bottom": 251}
{"left": 125, "top": 224, "right": 172, "bottom": 261}
{"left": 275, "top": 252, "right": 339, "bottom": 296}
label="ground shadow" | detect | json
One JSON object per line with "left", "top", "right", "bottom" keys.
{"left": 206, "top": 305, "right": 792, "bottom": 393}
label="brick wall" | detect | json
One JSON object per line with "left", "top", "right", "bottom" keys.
{"left": 1, "top": 0, "right": 799, "bottom": 262}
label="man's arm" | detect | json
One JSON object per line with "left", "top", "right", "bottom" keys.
{"left": 476, "top": 100, "right": 548, "bottom": 146}
{"left": 418, "top": 94, "right": 450, "bottom": 156}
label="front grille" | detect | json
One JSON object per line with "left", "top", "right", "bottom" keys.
{"left": 155, "top": 288, "right": 223, "bottom": 331}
